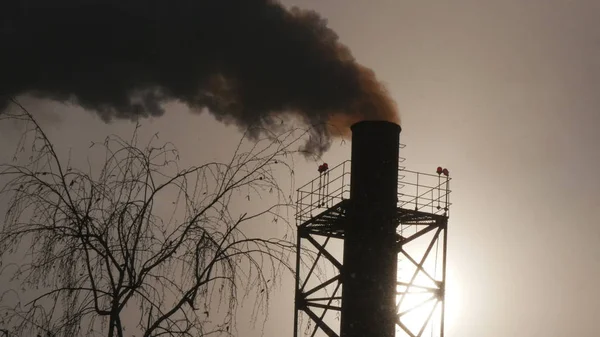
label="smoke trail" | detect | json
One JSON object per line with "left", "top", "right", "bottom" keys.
{"left": 0, "top": 0, "right": 398, "bottom": 154}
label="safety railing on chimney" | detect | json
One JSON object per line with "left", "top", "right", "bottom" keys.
{"left": 397, "top": 169, "right": 451, "bottom": 216}
{"left": 295, "top": 160, "right": 352, "bottom": 225}
{"left": 296, "top": 159, "right": 451, "bottom": 225}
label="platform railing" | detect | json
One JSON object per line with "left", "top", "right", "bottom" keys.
{"left": 296, "top": 160, "right": 451, "bottom": 225}
{"left": 296, "top": 161, "right": 351, "bottom": 225}
{"left": 397, "top": 169, "right": 451, "bottom": 216}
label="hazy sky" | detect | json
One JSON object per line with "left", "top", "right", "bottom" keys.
{"left": 2, "top": 1, "right": 600, "bottom": 337}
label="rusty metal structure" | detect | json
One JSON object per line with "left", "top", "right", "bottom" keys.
{"left": 294, "top": 121, "right": 451, "bottom": 337}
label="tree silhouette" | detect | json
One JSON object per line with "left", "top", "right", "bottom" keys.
{"left": 0, "top": 102, "right": 306, "bottom": 337}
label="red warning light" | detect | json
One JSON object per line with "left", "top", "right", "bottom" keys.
{"left": 442, "top": 168, "right": 449, "bottom": 176}
{"left": 436, "top": 166, "right": 443, "bottom": 175}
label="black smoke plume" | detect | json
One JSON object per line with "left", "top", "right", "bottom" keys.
{"left": 0, "top": 0, "right": 398, "bottom": 154}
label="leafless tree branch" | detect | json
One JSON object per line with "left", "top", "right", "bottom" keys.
{"left": 0, "top": 101, "right": 311, "bottom": 337}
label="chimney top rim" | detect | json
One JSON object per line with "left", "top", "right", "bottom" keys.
{"left": 350, "top": 120, "right": 401, "bottom": 132}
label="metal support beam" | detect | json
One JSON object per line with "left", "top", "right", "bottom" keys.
{"left": 294, "top": 121, "right": 451, "bottom": 337}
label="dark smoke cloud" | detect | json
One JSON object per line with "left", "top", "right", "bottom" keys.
{"left": 0, "top": 0, "right": 398, "bottom": 155}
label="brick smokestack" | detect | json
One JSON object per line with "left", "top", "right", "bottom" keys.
{"left": 341, "top": 120, "right": 400, "bottom": 337}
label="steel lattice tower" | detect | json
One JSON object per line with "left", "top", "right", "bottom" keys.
{"left": 294, "top": 121, "right": 451, "bottom": 337}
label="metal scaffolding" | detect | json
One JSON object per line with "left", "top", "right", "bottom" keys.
{"left": 294, "top": 122, "right": 451, "bottom": 337}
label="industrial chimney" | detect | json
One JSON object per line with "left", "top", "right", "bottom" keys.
{"left": 340, "top": 121, "right": 400, "bottom": 337}
{"left": 294, "top": 121, "right": 450, "bottom": 337}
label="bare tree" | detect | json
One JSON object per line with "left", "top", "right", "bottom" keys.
{"left": 0, "top": 102, "right": 306, "bottom": 337}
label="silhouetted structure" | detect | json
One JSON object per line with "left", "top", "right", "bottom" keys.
{"left": 294, "top": 121, "right": 451, "bottom": 337}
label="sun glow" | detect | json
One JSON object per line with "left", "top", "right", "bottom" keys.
{"left": 394, "top": 222, "right": 460, "bottom": 337}
{"left": 396, "top": 275, "right": 443, "bottom": 337}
